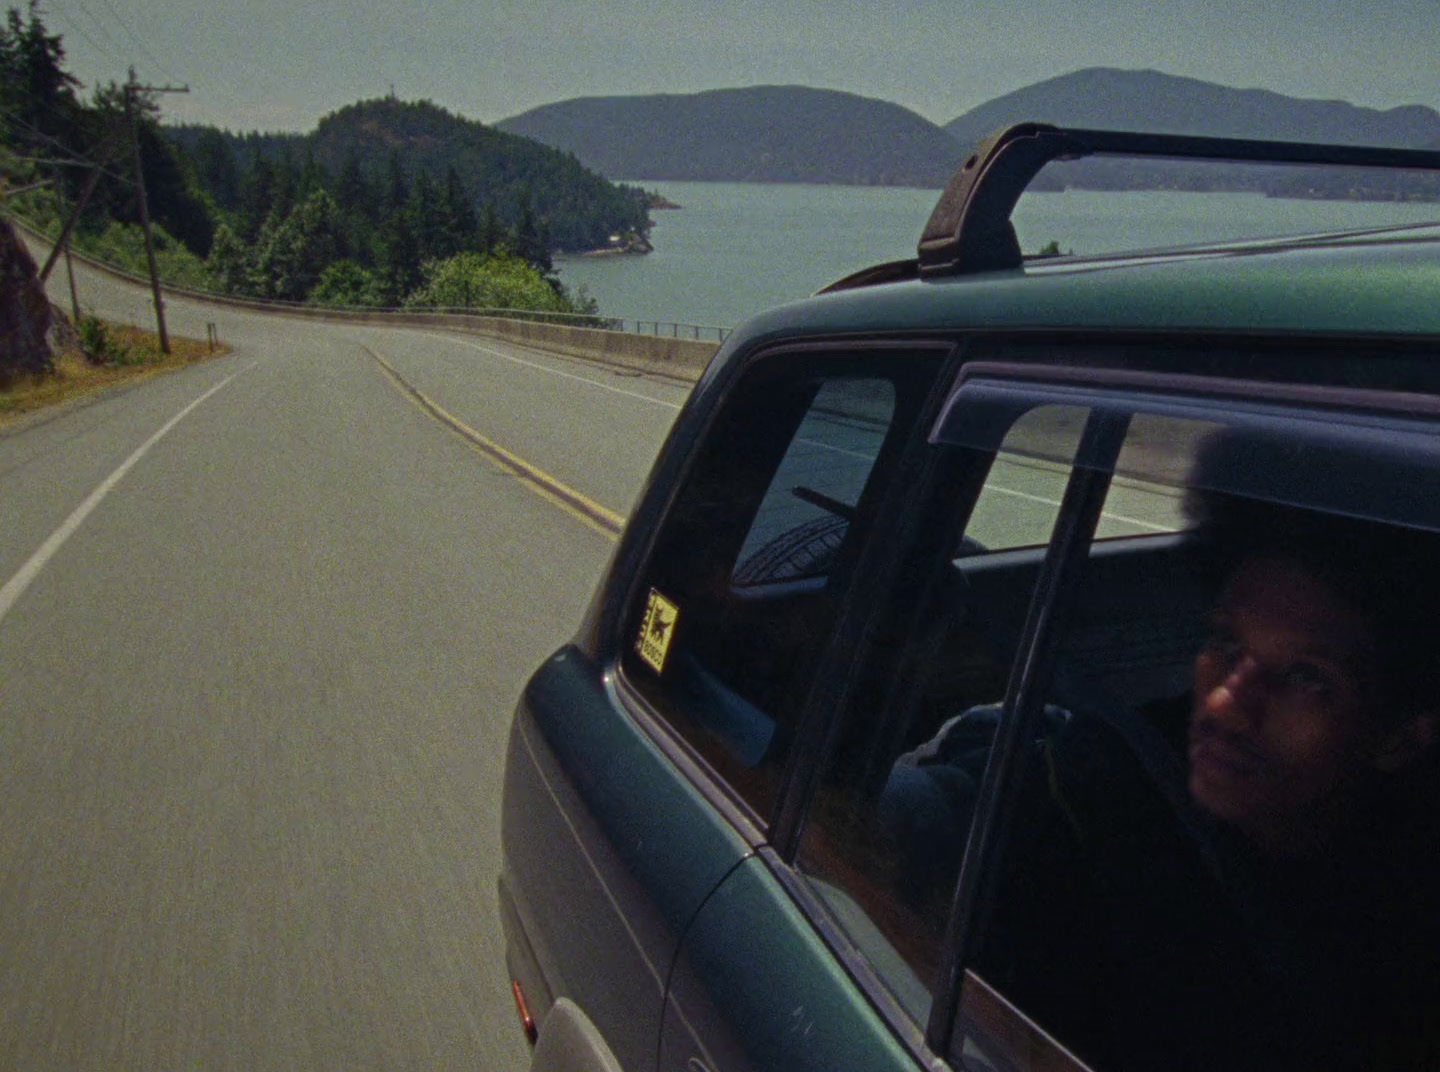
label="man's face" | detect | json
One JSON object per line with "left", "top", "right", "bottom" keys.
{"left": 1189, "top": 556, "right": 1387, "bottom": 855}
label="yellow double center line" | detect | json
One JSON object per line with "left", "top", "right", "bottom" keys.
{"left": 366, "top": 346, "right": 625, "bottom": 539}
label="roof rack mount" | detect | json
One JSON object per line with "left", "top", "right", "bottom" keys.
{"left": 917, "top": 122, "right": 1440, "bottom": 279}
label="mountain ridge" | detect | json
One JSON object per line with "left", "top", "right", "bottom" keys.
{"left": 497, "top": 85, "right": 968, "bottom": 187}
{"left": 498, "top": 71, "right": 1440, "bottom": 195}
{"left": 945, "top": 68, "right": 1440, "bottom": 149}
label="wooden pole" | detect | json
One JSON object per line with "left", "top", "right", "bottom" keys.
{"left": 125, "top": 69, "right": 169, "bottom": 354}
{"left": 123, "top": 70, "right": 189, "bottom": 355}
{"left": 65, "top": 244, "right": 79, "bottom": 322}
{"left": 38, "top": 159, "right": 106, "bottom": 283}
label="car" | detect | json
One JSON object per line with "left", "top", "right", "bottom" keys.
{"left": 497, "top": 122, "right": 1440, "bottom": 1072}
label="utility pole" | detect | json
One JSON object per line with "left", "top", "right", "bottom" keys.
{"left": 124, "top": 68, "right": 187, "bottom": 354}
{"left": 38, "top": 156, "right": 111, "bottom": 283}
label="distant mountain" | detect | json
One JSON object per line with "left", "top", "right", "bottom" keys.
{"left": 168, "top": 98, "right": 651, "bottom": 252}
{"left": 944, "top": 68, "right": 1440, "bottom": 200}
{"left": 497, "top": 86, "right": 968, "bottom": 187}
{"left": 499, "top": 72, "right": 1440, "bottom": 199}
{"left": 944, "top": 68, "right": 1440, "bottom": 149}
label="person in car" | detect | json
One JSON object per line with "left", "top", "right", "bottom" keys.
{"left": 885, "top": 474, "right": 1440, "bottom": 1070}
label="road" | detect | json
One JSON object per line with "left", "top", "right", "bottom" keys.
{"left": 1, "top": 260, "right": 689, "bottom": 1069}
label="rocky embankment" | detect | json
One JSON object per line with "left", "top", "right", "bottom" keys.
{"left": 0, "top": 219, "right": 52, "bottom": 378}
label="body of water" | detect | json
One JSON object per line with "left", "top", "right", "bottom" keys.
{"left": 554, "top": 181, "right": 1440, "bottom": 330}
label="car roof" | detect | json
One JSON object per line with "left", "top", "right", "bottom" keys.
{"left": 728, "top": 221, "right": 1440, "bottom": 348}
{"left": 725, "top": 123, "right": 1440, "bottom": 353}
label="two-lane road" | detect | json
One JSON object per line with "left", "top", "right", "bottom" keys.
{"left": 0, "top": 258, "right": 688, "bottom": 1069}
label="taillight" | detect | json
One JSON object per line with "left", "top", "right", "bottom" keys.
{"left": 511, "top": 979, "right": 538, "bottom": 1046}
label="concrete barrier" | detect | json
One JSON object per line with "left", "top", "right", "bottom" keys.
{"left": 14, "top": 220, "right": 720, "bottom": 383}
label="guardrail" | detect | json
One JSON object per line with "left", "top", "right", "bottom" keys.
{"left": 8, "top": 215, "right": 731, "bottom": 343}
{"left": 616, "top": 320, "right": 731, "bottom": 343}
{"left": 10, "top": 216, "right": 724, "bottom": 382}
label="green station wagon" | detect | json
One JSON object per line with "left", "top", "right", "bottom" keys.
{"left": 498, "top": 124, "right": 1440, "bottom": 1072}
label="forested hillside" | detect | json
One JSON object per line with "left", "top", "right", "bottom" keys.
{"left": 168, "top": 98, "right": 654, "bottom": 255}
{"left": 0, "top": 3, "right": 649, "bottom": 316}
{"left": 159, "top": 97, "right": 655, "bottom": 306}
{"left": 498, "top": 86, "right": 968, "bottom": 187}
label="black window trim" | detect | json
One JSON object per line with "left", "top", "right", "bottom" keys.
{"left": 928, "top": 407, "right": 1128, "bottom": 1055}
{"left": 946, "top": 358, "right": 1440, "bottom": 422}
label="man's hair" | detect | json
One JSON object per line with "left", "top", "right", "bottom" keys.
{"left": 1184, "top": 431, "right": 1440, "bottom": 723}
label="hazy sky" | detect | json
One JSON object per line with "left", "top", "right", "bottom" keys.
{"left": 43, "top": 0, "right": 1440, "bottom": 132}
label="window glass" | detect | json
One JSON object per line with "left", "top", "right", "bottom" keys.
{"left": 734, "top": 379, "right": 895, "bottom": 585}
{"left": 621, "top": 355, "right": 936, "bottom": 821}
{"left": 926, "top": 384, "right": 1440, "bottom": 1072}
{"left": 794, "top": 404, "right": 1089, "bottom": 1025}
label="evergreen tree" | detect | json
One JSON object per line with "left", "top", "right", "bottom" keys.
{"left": 249, "top": 187, "right": 340, "bottom": 300}
{"left": 378, "top": 213, "right": 420, "bottom": 304}
{"left": 189, "top": 127, "right": 241, "bottom": 209}
{"left": 479, "top": 201, "right": 500, "bottom": 255}
{"left": 407, "top": 169, "right": 452, "bottom": 259}
{"left": 0, "top": 1, "right": 80, "bottom": 155}
{"left": 385, "top": 149, "right": 407, "bottom": 212}
{"left": 335, "top": 152, "right": 373, "bottom": 215}
{"left": 443, "top": 166, "right": 478, "bottom": 248}
{"left": 513, "top": 195, "right": 552, "bottom": 276}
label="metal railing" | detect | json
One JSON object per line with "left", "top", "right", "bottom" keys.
{"left": 8, "top": 215, "right": 732, "bottom": 343}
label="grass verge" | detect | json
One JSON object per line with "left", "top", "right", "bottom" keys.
{"left": 0, "top": 320, "right": 230, "bottom": 427}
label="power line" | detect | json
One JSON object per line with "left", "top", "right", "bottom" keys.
{"left": 90, "top": 0, "right": 180, "bottom": 86}
{"left": 0, "top": 105, "right": 134, "bottom": 187}
{"left": 47, "top": 0, "right": 128, "bottom": 69}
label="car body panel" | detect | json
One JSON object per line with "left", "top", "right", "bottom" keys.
{"left": 659, "top": 854, "right": 922, "bottom": 1072}
{"left": 500, "top": 646, "right": 754, "bottom": 1071}
{"left": 722, "top": 229, "right": 1440, "bottom": 355}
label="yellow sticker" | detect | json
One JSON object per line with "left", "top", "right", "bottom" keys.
{"left": 636, "top": 589, "right": 679, "bottom": 674}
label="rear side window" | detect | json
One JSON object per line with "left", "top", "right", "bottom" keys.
{"left": 919, "top": 376, "right": 1440, "bottom": 1072}
{"left": 791, "top": 367, "right": 1440, "bottom": 1071}
{"left": 620, "top": 350, "right": 943, "bottom": 821}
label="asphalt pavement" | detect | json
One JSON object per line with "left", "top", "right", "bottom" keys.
{"left": 0, "top": 257, "right": 688, "bottom": 1069}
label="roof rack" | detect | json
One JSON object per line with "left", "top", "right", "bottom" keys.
{"left": 917, "top": 122, "right": 1440, "bottom": 279}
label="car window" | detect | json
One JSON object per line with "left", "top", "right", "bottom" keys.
{"left": 792, "top": 403, "right": 1091, "bottom": 1025}
{"left": 921, "top": 379, "right": 1440, "bottom": 1072}
{"left": 789, "top": 394, "right": 1207, "bottom": 1024}
{"left": 620, "top": 350, "right": 943, "bottom": 821}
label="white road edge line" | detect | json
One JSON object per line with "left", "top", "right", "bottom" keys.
{"left": 984, "top": 483, "right": 1175, "bottom": 532}
{"left": 0, "top": 370, "right": 246, "bottom": 626}
{"left": 417, "top": 331, "right": 685, "bottom": 410}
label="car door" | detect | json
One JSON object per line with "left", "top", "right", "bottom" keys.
{"left": 655, "top": 367, "right": 1102, "bottom": 1072}
{"left": 658, "top": 348, "right": 1440, "bottom": 1072}
{"left": 504, "top": 341, "right": 952, "bottom": 1071}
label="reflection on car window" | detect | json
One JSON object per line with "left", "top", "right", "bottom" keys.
{"left": 734, "top": 379, "right": 895, "bottom": 585}
{"left": 620, "top": 357, "right": 932, "bottom": 820}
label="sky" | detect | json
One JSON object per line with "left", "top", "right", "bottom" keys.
{"left": 40, "top": 0, "right": 1440, "bottom": 133}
